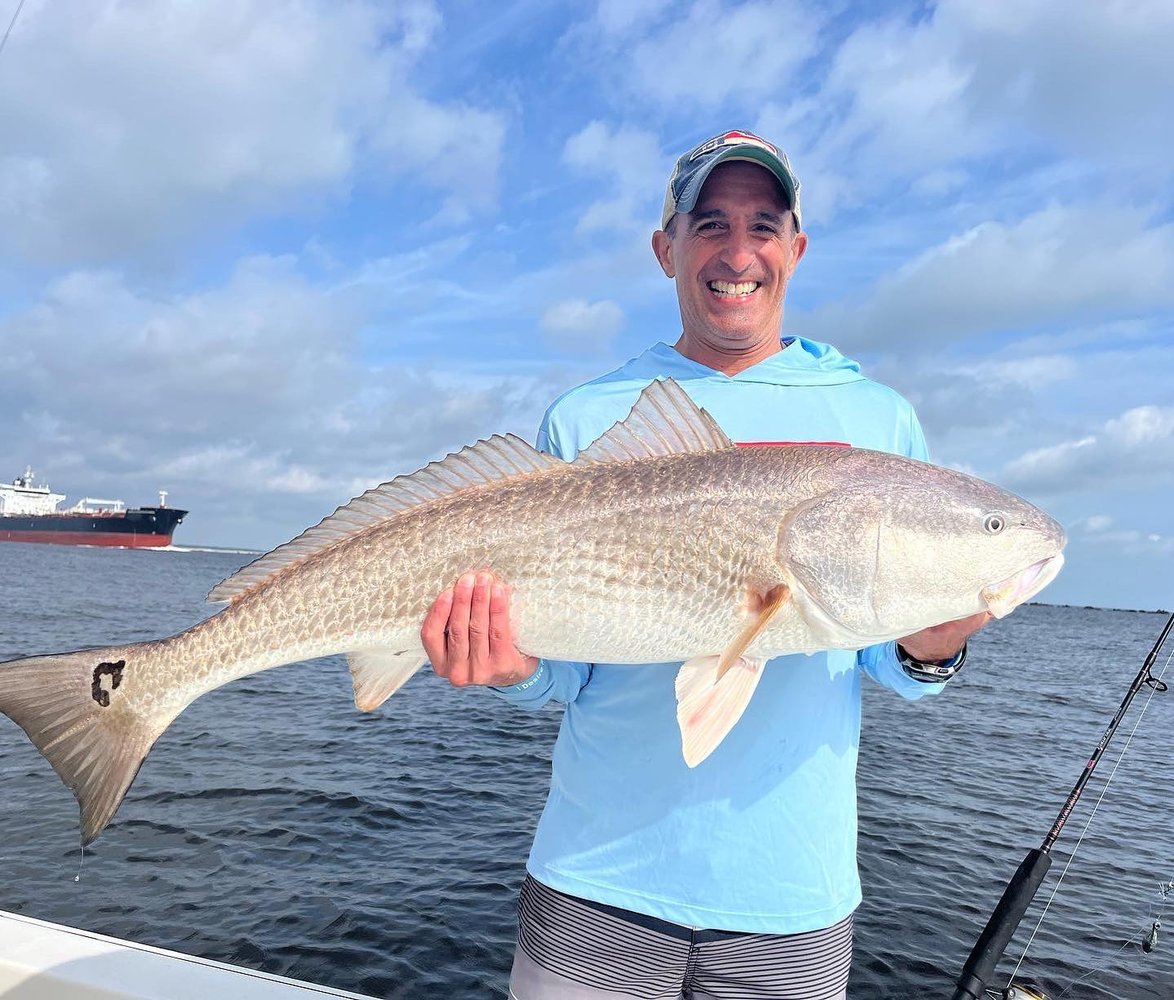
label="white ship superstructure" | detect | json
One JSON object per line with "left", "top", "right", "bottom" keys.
{"left": 0, "top": 468, "right": 65, "bottom": 516}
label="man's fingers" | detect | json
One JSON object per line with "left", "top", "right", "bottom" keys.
{"left": 423, "top": 572, "right": 536, "bottom": 689}
{"left": 489, "top": 582, "right": 540, "bottom": 684}
{"left": 943, "top": 611, "right": 992, "bottom": 642}
{"left": 900, "top": 610, "right": 993, "bottom": 662}
{"left": 446, "top": 573, "right": 475, "bottom": 685}
{"left": 488, "top": 582, "right": 512, "bottom": 652}
{"left": 487, "top": 581, "right": 519, "bottom": 685}
{"left": 466, "top": 572, "right": 493, "bottom": 680}
{"left": 422, "top": 588, "right": 454, "bottom": 677}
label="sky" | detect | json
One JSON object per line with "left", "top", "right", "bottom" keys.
{"left": 0, "top": 0, "right": 1170, "bottom": 612}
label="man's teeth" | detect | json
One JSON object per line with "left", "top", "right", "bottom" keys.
{"left": 709, "top": 280, "right": 759, "bottom": 296}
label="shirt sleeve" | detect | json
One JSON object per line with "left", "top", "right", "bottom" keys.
{"left": 535, "top": 413, "right": 558, "bottom": 457}
{"left": 490, "top": 658, "right": 595, "bottom": 710}
{"left": 857, "top": 642, "right": 945, "bottom": 700}
{"left": 490, "top": 401, "right": 596, "bottom": 710}
{"left": 907, "top": 408, "right": 930, "bottom": 462}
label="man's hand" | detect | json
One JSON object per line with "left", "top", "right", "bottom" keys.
{"left": 421, "top": 571, "right": 539, "bottom": 688}
{"left": 898, "top": 611, "right": 992, "bottom": 663}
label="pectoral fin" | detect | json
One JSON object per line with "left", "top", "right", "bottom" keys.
{"left": 348, "top": 648, "right": 427, "bottom": 712}
{"left": 674, "top": 584, "right": 791, "bottom": 767}
{"left": 716, "top": 584, "right": 790, "bottom": 680}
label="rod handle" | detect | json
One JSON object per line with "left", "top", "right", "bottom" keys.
{"left": 951, "top": 848, "right": 1053, "bottom": 1000}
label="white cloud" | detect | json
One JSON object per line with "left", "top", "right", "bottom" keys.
{"left": 0, "top": 257, "right": 410, "bottom": 484}
{"left": 864, "top": 351, "right": 1075, "bottom": 447}
{"left": 944, "top": 0, "right": 1174, "bottom": 170}
{"left": 2, "top": 257, "right": 366, "bottom": 462}
{"left": 540, "top": 298, "right": 624, "bottom": 352}
{"left": 824, "top": 15, "right": 982, "bottom": 164}
{"left": 756, "top": 0, "right": 1174, "bottom": 227}
{"left": 1068, "top": 514, "right": 1174, "bottom": 557}
{"left": 1105, "top": 405, "right": 1174, "bottom": 446}
{"left": 1076, "top": 515, "right": 1114, "bottom": 533}
{"left": 1002, "top": 405, "right": 1174, "bottom": 494}
{"left": 0, "top": 0, "right": 1168, "bottom": 613}
{"left": 563, "top": 121, "right": 666, "bottom": 235}
{"left": 0, "top": 0, "right": 506, "bottom": 265}
{"left": 797, "top": 205, "right": 1174, "bottom": 351}
{"left": 156, "top": 445, "right": 331, "bottom": 496}
{"left": 369, "top": 93, "right": 507, "bottom": 215}
{"left": 627, "top": 0, "right": 820, "bottom": 108}
{"left": 755, "top": 14, "right": 983, "bottom": 225}
{"left": 577, "top": 0, "right": 820, "bottom": 110}
{"left": 0, "top": 251, "right": 569, "bottom": 547}
{"left": 595, "top": 0, "right": 672, "bottom": 36}
{"left": 976, "top": 354, "right": 1080, "bottom": 390}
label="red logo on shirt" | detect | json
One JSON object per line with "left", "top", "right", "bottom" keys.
{"left": 736, "top": 441, "right": 851, "bottom": 448}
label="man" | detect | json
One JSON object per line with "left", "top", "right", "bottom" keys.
{"left": 422, "top": 130, "right": 987, "bottom": 999}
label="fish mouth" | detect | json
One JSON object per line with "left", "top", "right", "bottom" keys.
{"left": 982, "top": 554, "right": 1065, "bottom": 619}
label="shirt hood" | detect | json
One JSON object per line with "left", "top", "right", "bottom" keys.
{"left": 627, "top": 338, "right": 865, "bottom": 386}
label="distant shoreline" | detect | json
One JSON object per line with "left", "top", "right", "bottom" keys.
{"left": 1029, "top": 601, "right": 1170, "bottom": 615}
{"left": 160, "top": 544, "right": 263, "bottom": 556}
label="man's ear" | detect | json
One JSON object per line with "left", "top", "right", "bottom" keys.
{"left": 787, "top": 230, "right": 809, "bottom": 278}
{"left": 652, "top": 229, "right": 675, "bottom": 278}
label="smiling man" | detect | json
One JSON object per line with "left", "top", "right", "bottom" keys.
{"left": 423, "top": 130, "right": 987, "bottom": 1000}
{"left": 654, "top": 167, "right": 805, "bottom": 377}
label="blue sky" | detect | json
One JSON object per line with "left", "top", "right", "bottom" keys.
{"left": 0, "top": 0, "right": 1171, "bottom": 611}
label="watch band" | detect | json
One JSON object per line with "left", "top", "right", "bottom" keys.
{"left": 896, "top": 641, "right": 967, "bottom": 683}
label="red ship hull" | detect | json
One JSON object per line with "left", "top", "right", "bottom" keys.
{"left": 0, "top": 529, "right": 176, "bottom": 548}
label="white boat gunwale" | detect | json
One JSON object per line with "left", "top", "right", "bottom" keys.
{"left": 0, "top": 907, "right": 381, "bottom": 999}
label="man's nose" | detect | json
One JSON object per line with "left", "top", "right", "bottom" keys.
{"left": 717, "top": 230, "right": 756, "bottom": 273}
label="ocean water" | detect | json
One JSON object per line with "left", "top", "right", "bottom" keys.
{"left": 0, "top": 542, "right": 1172, "bottom": 999}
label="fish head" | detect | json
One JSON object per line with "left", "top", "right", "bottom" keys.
{"left": 777, "top": 460, "right": 1066, "bottom": 641}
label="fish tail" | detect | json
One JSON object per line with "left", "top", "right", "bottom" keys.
{"left": 0, "top": 643, "right": 175, "bottom": 844}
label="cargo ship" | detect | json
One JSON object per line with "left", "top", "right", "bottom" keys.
{"left": 0, "top": 467, "right": 187, "bottom": 547}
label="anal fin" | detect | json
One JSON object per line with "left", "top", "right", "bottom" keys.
{"left": 348, "top": 648, "right": 427, "bottom": 712}
{"left": 675, "top": 584, "right": 791, "bottom": 766}
{"left": 675, "top": 654, "right": 767, "bottom": 767}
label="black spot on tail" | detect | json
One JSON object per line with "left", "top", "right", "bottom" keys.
{"left": 91, "top": 660, "right": 126, "bottom": 708}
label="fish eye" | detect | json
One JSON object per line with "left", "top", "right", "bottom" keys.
{"left": 983, "top": 513, "right": 1007, "bottom": 534}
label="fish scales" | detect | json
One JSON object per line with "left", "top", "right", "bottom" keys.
{"left": 191, "top": 446, "right": 797, "bottom": 689}
{"left": 97, "top": 447, "right": 790, "bottom": 731}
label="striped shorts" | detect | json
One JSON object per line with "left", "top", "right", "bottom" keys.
{"left": 509, "top": 876, "right": 852, "bottom": 1000}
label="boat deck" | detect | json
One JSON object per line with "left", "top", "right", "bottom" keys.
{"left": 0, "top": 909, "right": 379, "bottom": 999}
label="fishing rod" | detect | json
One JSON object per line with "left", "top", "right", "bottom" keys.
{"left": 951, "top": 610, "right": 1174, "bottom": 1000}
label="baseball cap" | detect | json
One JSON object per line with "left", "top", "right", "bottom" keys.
{"left": 661, "top": 129, "right": 802, "bottom": 231}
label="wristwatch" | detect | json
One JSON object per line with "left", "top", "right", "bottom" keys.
{"left": 896, "top": 641, "right": 967, "bottom": 683}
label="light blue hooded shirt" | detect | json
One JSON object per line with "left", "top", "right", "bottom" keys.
{"left": 493, "top": 338, "right": 942, "bottom": 934}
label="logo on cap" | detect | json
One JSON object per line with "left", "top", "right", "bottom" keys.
{"left": 689, "top": 130, "right": 780, "bottom": 162}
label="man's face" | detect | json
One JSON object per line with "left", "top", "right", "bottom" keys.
{"left": 652, "top": 160, "right": 807, "bottom": 365}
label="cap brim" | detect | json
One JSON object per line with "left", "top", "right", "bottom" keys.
{"left": 667, "top": 146, "right": 799, "bottom": 228}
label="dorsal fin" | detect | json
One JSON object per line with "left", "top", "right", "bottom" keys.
{"left": 208, "top": 434, "right": 561, "bottom": 603}
{"left": 574, "top": 377, "right": 733, "bottom": 465}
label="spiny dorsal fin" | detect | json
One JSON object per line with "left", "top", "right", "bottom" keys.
{"left": 574, "top": 378, "right": 733, "bottom": 465}
{"left": 208, "top": 434, "right": 561, "bottom": 603}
